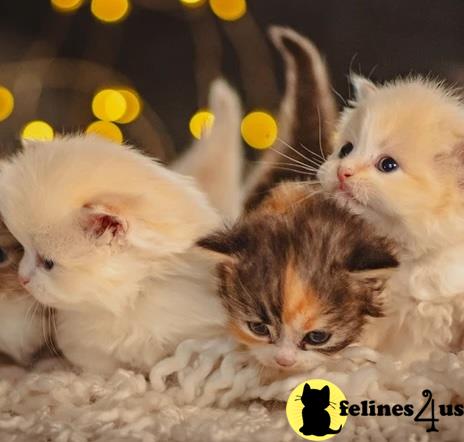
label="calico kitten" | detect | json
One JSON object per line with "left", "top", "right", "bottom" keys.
{"left": 198, "top": 182, "right": 397, "bottom": 372}
{"left": 0, "top": 134, "right": 226, "bottom": 374}
{"left": 318, "top": 77, "right": 464, "bottom": 361}
{"left": 0, "top": 221, "right": 45, "bottom": 365}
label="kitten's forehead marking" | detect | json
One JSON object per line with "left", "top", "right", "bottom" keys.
{"left": 282, "top": 261, "right": 320, "bottom": 330}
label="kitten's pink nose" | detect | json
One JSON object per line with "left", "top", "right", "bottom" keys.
{"left": 337, "top": 167, "right": 354, "bottom": 191}
{"left": 337, "top": 167, "right": 353, "bottom": 182}
{"left": 274, "top": 355, "right": 296, "bottom": 368}
{"left": 19, "top": 275, "right": 30, "bottom": 286}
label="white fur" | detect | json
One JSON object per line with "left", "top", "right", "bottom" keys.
{"left": 318, "top": 77, "right": 464, "bottom": 363}
{"left": 173, "top": 79, "right": 244, "bottom": 221}
{"left": 0, "top": 135, "right": 227, "bottom": 373}
{"left": 0, "top": 294, "right": 43, "bottom": 364}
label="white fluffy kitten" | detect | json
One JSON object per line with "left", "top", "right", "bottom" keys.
{"left": 0, "top": 135, "right": 226, "bottom": 374}
{"left": 319, "top": 77, "right": 464, "bottom": 362}
{"left": 173, "top": 79, "right": 243, "bottom": 221}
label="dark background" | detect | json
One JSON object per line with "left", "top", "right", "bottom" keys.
{"left": 1, "top": 0, "right": 463, "bottom": 159}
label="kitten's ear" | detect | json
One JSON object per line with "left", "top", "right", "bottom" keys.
{"left": 347, "top": 238, "right": 398, "bottom": 273}
{"left": 197, "top": 227, "right": 247, "bottom": 259}
{"left": 80, "top": 204, "right": 128, "bottom": 245}
{"left": 351, "top": 75, "right": 377, "bottom": 102}
{"left": 348, "top": 238, "right": 398, "bottom": 317}
{"left": 303, "top": 383, "right": 311, "bottom": 394}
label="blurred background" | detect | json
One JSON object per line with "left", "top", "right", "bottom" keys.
{"left": 1, "top": 0, "right": 463, "bottom": 160}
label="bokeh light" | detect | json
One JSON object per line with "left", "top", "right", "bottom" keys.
{"left": 180, "top": 0, "right": 207, "bottom": 8}
{"left": 209, "top": 0, "right": 247, "bottom": 21}
{"left": 92, "top": 89, "right": 127, "bottom": 122}
{"left": 116, "top": 88, "right": 142, "bottom": 124}
{"left": 91, "top": 0, "right": 130, "bottom": 23}
{"left": 51, "top": 0, "right": 84, "bottom": 13}
{"left": 241, "top": 111, "right": 278, "bottom": 149}
{"left": 189, "top": 110, "right": 215, "bottom": 140}
{"left": 21, "top": 121, "right": 54, "bottom": 141}
{"left": 86, "top": 121, "right": 123, "bottom": 143}
{"left": 0, "top": 86, "right": 14, "bottom": 122}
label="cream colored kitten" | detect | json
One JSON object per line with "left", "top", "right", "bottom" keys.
{"left": 0, "top": 135, "right": 226, "bottom": 374}
{"left": 319, "top": 77, "right": 464, "bottom": 362}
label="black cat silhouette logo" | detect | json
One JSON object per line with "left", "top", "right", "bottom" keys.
{"left": 286, "top": 379, "right": 347, "bottom": 440}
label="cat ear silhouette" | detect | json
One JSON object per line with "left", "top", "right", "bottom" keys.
{"left": 303, "top": 383, "right": 311, "bottom": 394}
{"left": 321, "top": 385, "right": 330, "bottom": 401}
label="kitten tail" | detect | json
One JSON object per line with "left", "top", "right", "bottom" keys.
{"left": 173, "top": 79, "right": 244, "bottom": 221}
{"left": 244, "top": 26, "right": 337, "bottom": 211}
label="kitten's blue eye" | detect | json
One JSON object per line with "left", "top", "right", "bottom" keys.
{"left": 43, "top": 259, "right": 54, "bottom": 271}
{"left": 247, "top": 322, "right": 270, "bottom": 337}
{"left": 303, "top": 330, "right": 331, "bottom": 346}
{"left": 376, "top": 156, "right": 399, "bottom": 173}
{"left": 338, "top": 142, "right": 354, "bottom": 159}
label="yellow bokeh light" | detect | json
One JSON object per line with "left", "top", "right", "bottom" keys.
{"left": 180, "top": 0, "right": 207, "bottom": 8}
{"left": 0, "top": 86, "right": 14, "bottom": 122}
{"left": 51, "top": 0, "right": 84, "bottom": 13}
{"left": 21, "top": 121, "right": 54, "bottom": 141}
{"left": 116, "top": 89, "right": 142, "bottom": 124}
{"left": 92, "top": 89, "right": 127, "bottom": 122}
{"left": 91, "top": 0, "right": 130, "bottom": 23}
{"left": 241, "top": 111, "right": 278, "bottom": 149}
{"left": 189, "top": 110, "right": 215, "bottom": 140}
{"left": 209, "top": 0, "right": 246, "bottom": 21}
{"left": 86, "top": 121, "right": 123, "bottom": 143}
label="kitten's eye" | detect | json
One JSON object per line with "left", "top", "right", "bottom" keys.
{"left": 303, "top": 330, "right": 331, "bottom": 346}
{"left": 43, "top": 259, "right": 54, "bottom": 271}
{"left": 247, "top": 322, "right": 270, "bottom": 337}
{"left": 0, "top": 248, "right": 8, "bottom": 264}
{"left": 376, "top": 156, "right": 399, "bottom": 173}
{"left": 338, "top": 142, "right": 354, "bottom": 159}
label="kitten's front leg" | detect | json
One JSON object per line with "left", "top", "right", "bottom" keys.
{"left": 56, "top": 311, "right": 121, "bottom": 375}
{"left": 60, "top": 342, "right": 120, "bottom": 375}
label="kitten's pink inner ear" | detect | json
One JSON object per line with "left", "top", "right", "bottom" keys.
{"left": 87, "top": 214, "right": 124, "bottom": 238}
{"left": 81, "top": 205, "right": 127, "bottom": 240}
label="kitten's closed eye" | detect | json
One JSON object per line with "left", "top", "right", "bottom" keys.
{"left": 338, "top": 142, "right": 354, "bottom": 158}
{"left": 247, "top": 321, "right": 270, "bottom": 337}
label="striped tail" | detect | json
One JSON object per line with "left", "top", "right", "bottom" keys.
{"left": 244, "top": 26, "right": 337, "bottom": 211}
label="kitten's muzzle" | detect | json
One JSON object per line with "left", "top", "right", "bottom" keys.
{"left": 18, "top": 275, "right": 30, "bottom": 286}
{"left": 274, "top": 354, "right": 296, "bottom": 368}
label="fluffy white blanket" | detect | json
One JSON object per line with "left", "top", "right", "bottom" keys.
{"left": 1, "top": 337, "right": 464, "bottom": 442}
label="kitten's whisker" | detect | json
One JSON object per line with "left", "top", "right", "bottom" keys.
{"left": 331, "top": 86, "right": 348, "bottom": 107}
{"left": 316, "top": 106, "right": 326, "bottom": 161}
{"left": 275, "top": 137, "right": 320, "bottom": 167}
{"left": 251, "top": 161, "right": 319, "bottom": 174}
{"left": 276, "top": 138, "right": 323, "bottom": 169}
{"left": 300, "top": 143, "right": 325, "bottom": 162}
{"left": 268, "top": 145, "right": 317, "bottom": 171}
